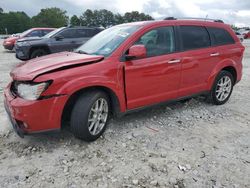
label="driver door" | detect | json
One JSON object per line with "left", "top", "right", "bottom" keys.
{"left": 49, "top": 29, "right": 77, "bottom": 53}
{"left": 124, "top": 26, "right": 182, "bottom": 109}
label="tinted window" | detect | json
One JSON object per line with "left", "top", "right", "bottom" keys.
{"left": 42, "top": 30, "right": 53, "bottom": 36}
{"left": 26, "top": 30, "right": 42, "bottom": 37}
{"left": 87, "top": 29, "right": 102, "bottom": 37}
{"left": 74, "top": 29, "right": 88, "bottom": 38}
{"left": 207, "top": 27, "right": 235, "bottom": 46}
{"left": 135, "top": 26, "right": 175, "bottom": 57}
{"left": 180, "top": 26, "right": 210, "bottom": 50}
{"left": 59, "top": 29, "right": 75, "bottom": 38}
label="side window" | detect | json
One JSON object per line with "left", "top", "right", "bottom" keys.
{"left": 26, "top": 30, "right": 42, "bottom": 37}
{"left": 87, "top": 29, "right": 101, "bottom": 37}
{"left": 179, "top": 26, "right": 210, "bottom": 51}
{"left": 42, "top": 30, "right": 52, "bottom": 36}
{"left": 59, "top": 29, "right": 75, "bottom": 38}
{"left": 207, "top": 27, "right": 235, "bottom": 46}
{"left": 75, "top": 29, "right": 88, "bottom": 38}
{"left": 135, "top": 26, "right": 175, "bottom": 57}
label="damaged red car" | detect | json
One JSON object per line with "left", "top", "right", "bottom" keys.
{"left": 4, "top": 19, "right": 245, "bottom": 141}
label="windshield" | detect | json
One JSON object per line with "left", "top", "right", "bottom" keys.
{"left": 43, "top": 27, "right": 65, "bottom": 38}
{"left": 76, "top": 25, "right": 141, "bottom": 57}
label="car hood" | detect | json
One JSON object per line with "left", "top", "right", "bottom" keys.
{"left": 17, "top": 37, "right": 42, "bottom": 43}
{"left": 10, "top": 52, "right": 104, "bottom": 80}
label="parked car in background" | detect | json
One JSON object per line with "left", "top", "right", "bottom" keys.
{"left": 235, "top": 31, "right": 244, "bottom": 42}
{"left": 243, "top": 31, "right": 250, "bottom": 39}
{"left": 15, "top": 26, "right": 103, "bottom": 60}
{"left": 4, "top": 19, "right": 244, "bottom": 141}
{"left": 2, "top": 28, "right": 55, "bottom": 50}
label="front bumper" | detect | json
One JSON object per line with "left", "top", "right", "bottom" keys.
{"left": 4, "top": 85, "right": 68, "bottom": 137}
{"left": 15, "top": 45, "right": 30, "bottom": 60}
{"left": 3, "top": 44, "right": 14, "bottom": 50}
{"left": 4, "top": 100, "right": 25, "bottom": 137}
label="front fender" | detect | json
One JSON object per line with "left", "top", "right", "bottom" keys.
{"left": 36, "top": 74, "right": 127, "bottom": 113}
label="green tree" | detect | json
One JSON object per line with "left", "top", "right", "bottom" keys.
{"left": 123, "top": 11, "right": 154, "bottom": 23}
{"left": 0, "top": 11, "right": 31, "bottom": 34}
{"left": 32, "top": 8, "right": 69, "bottom": 28}
{"left": 0, "top": 7, "right": 3, "bottom": 14}
{"left": 231, "top": 25, "right": 238, "bottom": 31}
{"left": 80, "top": 9, "right": 95, "bottom": 27}
{"left": 114, "top": 13, "right": 124, "bottom": 25}
{"left": 94, "top": 9, "right": 115, "bottom": 28}
{"left": 70, "top": 15, "right": 80, "bottom": 26}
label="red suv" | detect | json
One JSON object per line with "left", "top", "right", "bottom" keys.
{"left": 3, "top": 28, "right": 55, "bottom": 50}
{"left": 4, "top": 19, "right": 245, "bottom": 141}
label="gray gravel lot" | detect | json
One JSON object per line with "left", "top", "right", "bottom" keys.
{"left": 0, "top": 39, "right": 249, "bottom": 188}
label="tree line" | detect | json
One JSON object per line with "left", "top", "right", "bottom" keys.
{"left": 0, "top": 7, "right": 154, "bottom": 34}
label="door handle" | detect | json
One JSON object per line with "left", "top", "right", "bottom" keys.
{"left": 168, "top": 59, "right": 181, "bottom": 64}
{"left": 210, "top": 52, "right": 220, "bottom": 57}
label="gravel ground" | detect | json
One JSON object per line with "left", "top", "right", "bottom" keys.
{"left": 0, "top": 39, "right": 249, "bottom": 188}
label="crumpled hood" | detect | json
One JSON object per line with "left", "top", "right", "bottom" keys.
{"left": 17, "top": 36, "right": 42, "bottom": 43}
{"left": 11, "top": 52, "right": 104, "bottom": 80}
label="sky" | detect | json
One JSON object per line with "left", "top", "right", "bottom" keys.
{"left": 1, "top": 0, "right": 250, "bottom": 27}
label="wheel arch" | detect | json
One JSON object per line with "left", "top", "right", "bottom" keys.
{"left": 61, "top": 85, "right": 121, "bottom": 128}
{"left": 207, "top": 60, "right": 239, "bottom": 90}
{"left": 29, "top": 45, "right": 51, "bottom": 57}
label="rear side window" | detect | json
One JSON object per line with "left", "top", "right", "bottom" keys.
{"left": 207, "top": 27, "right": 235, "bottom": 46}
{"left": 179, "top": 26, "right": 210, "bottom": 51}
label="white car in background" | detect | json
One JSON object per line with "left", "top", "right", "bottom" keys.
{"left": 235, "top": 31, "right": 244, "bottom": 42}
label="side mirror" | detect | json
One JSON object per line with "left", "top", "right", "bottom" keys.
{"left": 55, "top": 35, "right": 64, "bottom": 41}
{"left": 125, "top": 45, "right": 146, "bottom": 60}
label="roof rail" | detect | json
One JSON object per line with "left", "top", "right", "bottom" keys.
{"left": 164, "top": 17, "right": 224, "bottom": 23}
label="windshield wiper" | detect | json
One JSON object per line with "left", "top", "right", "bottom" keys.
{"left": 75, "top": 50, "right": 89, "bottom": 54}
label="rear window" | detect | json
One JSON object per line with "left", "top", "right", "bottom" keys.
{"left": 180, "top": 26, "right": 210, "bottom": 51}
{"left": 207, "top": 27, "right": 235, "bottom": 46}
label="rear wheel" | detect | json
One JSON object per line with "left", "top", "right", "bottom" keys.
{"left": 70, "top": 91, "right": 110, "bottom": 142}
{"left": 30, "top": 49, "right": 47, "bottom": 59}
{"left": 208, "top": 71, "right": 234, "bottom": 105}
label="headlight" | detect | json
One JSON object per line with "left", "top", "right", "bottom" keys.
{"left": 16, "top": 81, "right": 50, "bottom": 100}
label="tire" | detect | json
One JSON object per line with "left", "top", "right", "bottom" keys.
{"left": 70, "top": 91, "right": 110, "bottom": 142}
{"left": 30, "top": 49, "right": 47, "bottom": 59}
{"left": 208, "top": 71, "right": 234, "bottom": 105}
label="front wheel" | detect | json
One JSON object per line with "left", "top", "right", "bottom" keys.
{"left": 70, "top": 91, "right": 110, "bottom": 142}
{"left": 208, "top": 71, "right": 234, "bottom": 105}
{"left": 30, "top": 49, "right": 47, "bottom": 59}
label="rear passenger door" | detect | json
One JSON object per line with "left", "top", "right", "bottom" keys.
{"left": 177, "top": 25, "right": 216, "bottom": 97}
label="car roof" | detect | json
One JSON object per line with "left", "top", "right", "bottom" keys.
{"left": 67, "top": 26, "right": 103, "bottom": 30}
{"left": 30, "top": 28, "right": 56, "bottom": 30}
{"left": 120, "top": 19, "right": 228, "bottom": 28}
